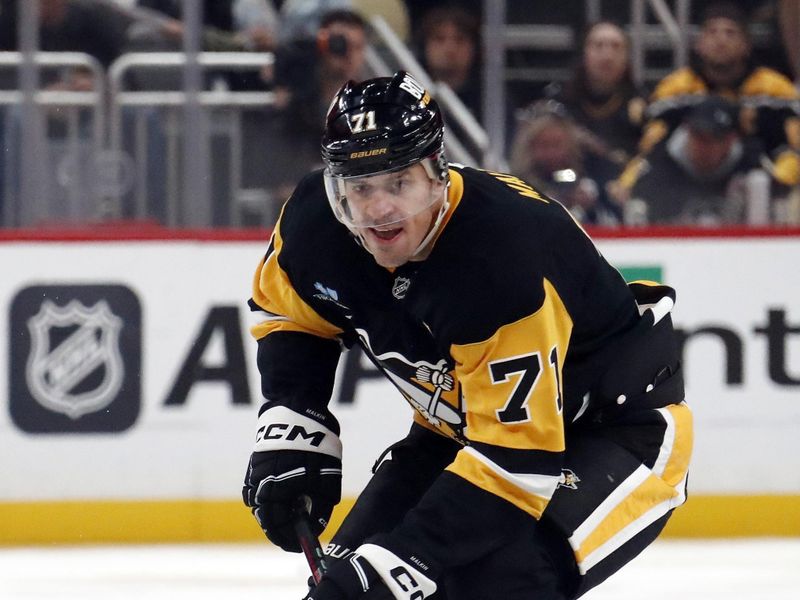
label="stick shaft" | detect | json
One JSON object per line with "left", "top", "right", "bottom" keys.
{"left": 293, "top": 500, "right": 329, "bottom": 585}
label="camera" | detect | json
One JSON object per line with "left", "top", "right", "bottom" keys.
{"left": 326, "top": 33, "right": 349, "bottom": 57}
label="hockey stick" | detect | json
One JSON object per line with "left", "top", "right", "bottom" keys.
{"left": 293, "top": 495, "right": 329, "bottom": 586}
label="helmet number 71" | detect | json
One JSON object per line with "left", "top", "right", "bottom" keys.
{"left": 351, "top": 110, "right": 377, "bottom": 133}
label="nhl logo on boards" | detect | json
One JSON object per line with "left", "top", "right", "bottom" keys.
{"left": 392, "top": 276, "right": 411, "bottom": 299}
{"left": 9, "top": 285, "right": 141, "bottom": 433}
{"left": 26, "top": 300, "right": 123, "bottom": 419}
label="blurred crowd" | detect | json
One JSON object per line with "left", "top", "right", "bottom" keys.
{"left": 1, "top": 0, "right": 799, "bottom": 228}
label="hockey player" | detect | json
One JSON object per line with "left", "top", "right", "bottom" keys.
{"left": 242, "top": 71, "right": 693, "bottom": 600}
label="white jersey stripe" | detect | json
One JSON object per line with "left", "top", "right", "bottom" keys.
{"left": 570, "top": 405, "right": 690, "bottom": 575}
{"left": 462, "top": 446, "right": 561, "bottom": 501}
{"left": 578, "top": 470, "right": 689, "bottom": 574}
{"left": 569, "top": 464, "right": 651, "bottom": 549}
{"left": 578, "top": 498, "right": 673, "bottom": 573}
{"left": 652, "top": 407, "right": 676, "bottom": 478}
{"left": 248, "top": 309, "right": 290, "bottom": 328}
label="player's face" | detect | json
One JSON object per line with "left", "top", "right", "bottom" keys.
{"left": 343, "top": 164, "right": 445, "bottom": 268}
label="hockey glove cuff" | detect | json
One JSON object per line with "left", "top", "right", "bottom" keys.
{"left": 242, "top": 404, "right": 342, "bottom": 552}
{"left": 306, "top": 541, "right": 437, "bottom": 600}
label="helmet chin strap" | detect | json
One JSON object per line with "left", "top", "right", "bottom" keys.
{"left": 410, "top": 184, "right": 449, "bottom": 261}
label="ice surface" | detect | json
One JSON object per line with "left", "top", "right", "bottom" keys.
{"left": 1, "top": 539, "right": 799, "bottom": 599}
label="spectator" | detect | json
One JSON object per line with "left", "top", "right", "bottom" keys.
{"left": 510, "top": 102, "right": 622, "bottom": 225}
{"left": 255, "top": 8, "right": 368, "bottom": 198}
{"left": 621, "top": 96, "right": 769, "bottom": 226}
{"left": 135, "top": 0, "right": 278, "bottom": 55}
{"left": 545, "top": 20, "right": 647, "bottom": 164}
{"left": 417, "top": 5, "right": 482, "bottom": 121}
{"left": 415, "top": 4, "right": 493, "bottom": 162}
{"left": 403, "top": 0, "right": 481, "bottom": 30}
{"left": 691, "top": 0, "right": 799, "bottom": 79}
{"left": 127, "top": 0, "right": 278, "bottom": 90}
{"left": 0, "top": 0, "right": 138, "bottom": 226}
{"left": 776, "top": 0, "right": 800, "bottom": 80}
{"left": 278, "top": 0, "right": 352, "bottom": 43}
{"left": 641, "top": 1, "right": 800, "bottom": 186}
{"left": 0, "top": 0, "right": 135, "bottom": 86}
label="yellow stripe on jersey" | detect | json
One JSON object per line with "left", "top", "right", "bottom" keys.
{"left": 446, "top": 168, "right": 465, "bottom": 212}
{"left": 653, "top": 403, "right": 693, "bottom": 487}
{"left": 449, "top": 278, "right": 572, "bottom": 452}
{"left": 251, "top": 228, "right": 343, "bottom": 341}
{"left": 569, "top": 403, "right": 693, "bottom": 574}
{"left": 486, "top": 171, "right": 547, "bottom": 201}
{"left": 772, "top": 148, "right": 800, "bottom": 186}
{"left": 650, "top": 67, "right": 706, "bottom": 100}
{"left": 740, "top": 67, "right": 800, "bottom": 99}
{"left": 446, "top": 447, "right": 557, "bottom": 519}
{"left": 785, "top": 117, "right": 800, "bottom": 149}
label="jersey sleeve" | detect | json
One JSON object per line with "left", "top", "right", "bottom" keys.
{"left": 740, "top": 68, "right": 800, "bottom": 185}
{"left": 249, "top": 204, "right": 344, "bottom": 414}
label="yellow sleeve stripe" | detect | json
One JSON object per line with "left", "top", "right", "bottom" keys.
{"left": 250, "top": 318, "right": 338, "bottom": 340}
{"left": 772, "top": 148, "right": 800, "bottom": 186}
{"left": 650, "top": 67, "right": 705, "bottom": 100}
{"left": 571, "top": 468, "right": 684, "bottom": 573}
{"left": 637, "top": 120, "right": 668, "bottom": 154}
{"left": 653, "top": 403, "right": 694, "bottom": 489}
{"left": 628, "top": 279, "right": 660, "bottom": 287}
{"left": 569, "top": 403, "right": 693, "bottom": 574}
{"left": 742, "top": 68, "right": 800, "bottom": 99}
{"left": 250, "top": 228, "right": 343, "bottom": 341}
{"left": 446, "top": 447, "right": 558, "bottom": 518}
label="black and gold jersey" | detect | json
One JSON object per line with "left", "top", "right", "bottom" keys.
{"left": 250, "top": 165, "right": 678, "bottom": 521}
{"left": 641, "top": 64, "right": 800, "bottom": 185}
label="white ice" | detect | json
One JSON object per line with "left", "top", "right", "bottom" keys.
{"left": 1, "top": 539, "right": 799, "bottom": 599}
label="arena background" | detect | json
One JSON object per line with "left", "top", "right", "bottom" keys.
{"left": 1, "top": 226, "right": 798, "bottom": 545}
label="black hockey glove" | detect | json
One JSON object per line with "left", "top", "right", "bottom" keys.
{"left": 242, "top": 404, "right": 342, "bottom": 552}
{"left": 305, "top": 536, "right": 438, "bottom": 600}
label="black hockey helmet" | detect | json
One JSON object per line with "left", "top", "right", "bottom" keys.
{"left": 321, "top": 71, "right": 447, "bottom": 180}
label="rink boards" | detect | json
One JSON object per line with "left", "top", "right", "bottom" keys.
{"left": 1, "top": 229, "right": 799, "bottom": 543}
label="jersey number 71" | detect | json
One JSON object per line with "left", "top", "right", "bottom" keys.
{"left": 489, "top": 347, "right": 562, "bottom": 424}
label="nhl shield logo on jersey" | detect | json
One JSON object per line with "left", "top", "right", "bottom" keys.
{"left": 26, "top": 299, "right": 125, "bottom": 419}
{"left": 391, "top": 276, "right": 411, "bottom": 299}
{"left": 9, "top": 284, "right": 141, "bottom": 433}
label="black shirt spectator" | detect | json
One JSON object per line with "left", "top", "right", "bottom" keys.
{"left": 545, "top": 20, "right": 647, "bottom": 164}
{"left": 416, "top": 5, "right": 482, "bottom": 121}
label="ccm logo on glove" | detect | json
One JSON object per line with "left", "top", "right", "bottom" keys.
{"left": 357, "top": 544, "right": 437, "bottom": 599}
{"left": 254, "top": 406, "right": 342, "bottom": 457}
{"left": 390, "top": 566, "right": 425, "bottom": 598}
{"left": 257, "top": 422, "right": 326, "bottom": 447}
